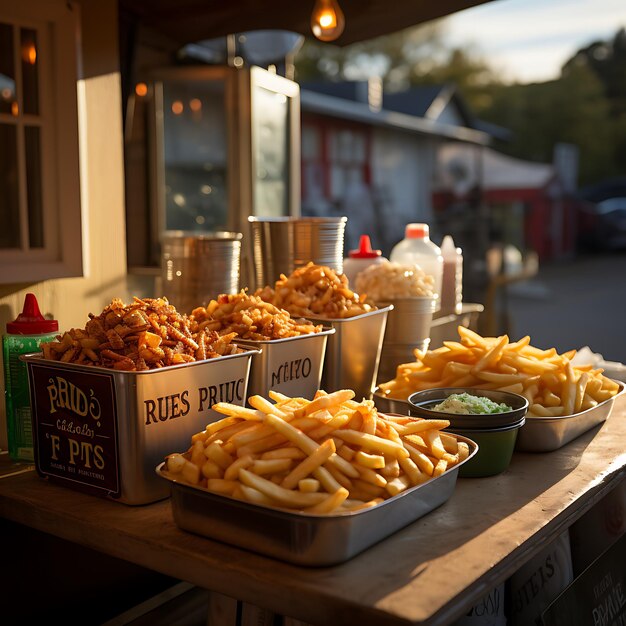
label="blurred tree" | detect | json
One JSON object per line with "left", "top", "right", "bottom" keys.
{"left": 295, "top": 21, "right": 498, "bottom": 99}
{"left": 476, "top": 28, "right": 626, "bottom": 185}
{"left": 477, "top": 64, "right": 614, "bottom": 184}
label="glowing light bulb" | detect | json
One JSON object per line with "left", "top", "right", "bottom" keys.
{"left": 311, "top": 0, "right": 345, "bottom": 42}
{"left": 135, "top": 83, "right": 148, "bottom": 97}
{"left": 22, "top": 43, "right": 36, "bottom": 65}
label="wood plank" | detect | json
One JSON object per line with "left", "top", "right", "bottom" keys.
{"left": 1, "top": 395, "right": 625, "bottom": 625}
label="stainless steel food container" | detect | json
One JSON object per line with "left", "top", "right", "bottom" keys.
{"left": 312, "top": 306, "right": 392, "bottom": 400}
{"left": 248, "top": 216, "right": 347, "bottom": 290}
{"left": 376, "top": 297, "right": 435, "bottom": 384}
{"left": 156, "top": 434, "right": 477, "bottom": 566}
{"left": 22, "top": 350, "right": 258, "bottom": 505}
{"left": 515, "top": 381, "right": 625, "bottom": 452}
{"left": 161, "top": 231, "right": 242, "bottom": 313}
{"left": 378, "top": 296, "right": 437, "bottom": 344}
{"left": 237, "top": 328, "right": 335, "bottom": 400}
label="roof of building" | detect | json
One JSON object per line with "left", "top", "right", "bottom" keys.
{"left": 300, "top": 88, "right": 490, "bottom": 145}
{"left": 301, "top": 80, "right": 511, "bottom": 142}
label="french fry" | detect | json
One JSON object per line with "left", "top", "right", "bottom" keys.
{"left": 354, "top": 451, "right": 386, "bottom": 469}
{"left": 251, "top": 458, "right": 293, "bottom": 476}
{"left": 304, "top": 487, "right": 349, "bottom": 514}
{"left": 281, "top": 439, "right": 335, "bottom": 489}
{"left": 298, "top": 478, "right": 320, "bottom": 493}
{"left": 333, "top": 430, "right": 409, "bottom": 458}
{"left": 239, "top": 469, "right": 328, "bottom": 508}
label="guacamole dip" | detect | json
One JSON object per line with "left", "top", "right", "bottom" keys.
{"left": 433, "top": 393, "right": 512, "bottom": 415}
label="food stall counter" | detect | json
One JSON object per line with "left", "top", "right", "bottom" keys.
{"left": 0, "top": 394, "right": 625, "bottom": 626}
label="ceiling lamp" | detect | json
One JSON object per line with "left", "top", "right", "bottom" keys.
{"left": 311, "top": 0, "right": 345, "bottom": 42}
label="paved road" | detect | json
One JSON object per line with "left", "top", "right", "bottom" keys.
{"left": 502, "top": 251, "right": 626, "bottom": 363}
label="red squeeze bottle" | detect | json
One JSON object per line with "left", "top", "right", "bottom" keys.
{"left": 342, "top": 235, "right": 386, "bottom": 288}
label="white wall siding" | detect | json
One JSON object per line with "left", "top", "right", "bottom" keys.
{"left": 371, "top": 127, "right": 440, "bottom": 249}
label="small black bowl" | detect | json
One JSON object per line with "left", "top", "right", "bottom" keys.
{"left": 408, "top": 387, "right": 529, "bottom": 477}
{"left": 408, "top": 387, "right": 529, "bottom": 429}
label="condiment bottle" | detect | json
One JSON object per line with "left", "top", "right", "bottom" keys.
{"left": 3, "top": 293, "right": 58, "bottom": 461}
{"left": 389, "top": 223, "right": 443, "bottom": 309}
{"left": 342, "top": 234, "right": 386, "bottom": 288}
{"left": 440, "top": 235, "right": 463, "bottom": 315}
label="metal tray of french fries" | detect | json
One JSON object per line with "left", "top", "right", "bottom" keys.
{"left": 157, "top": 432, "right": 476, "bottom": 567}
{"left": 156, "top": 389, "right": 477, "bottom": 566}
{"left": 516, "top": 380, "right": 625, "bottom": 452}
{"left": 23, "top": 349, "right": 259, "bottom": 504}
{"left": 237, "top": 328, "right": 335, "bottom": 400}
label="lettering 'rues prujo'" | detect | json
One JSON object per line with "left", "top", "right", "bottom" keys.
{"left": 271, "top": 358, "right": 312, "bottom": 387}
{"left": 144, "top": 377, "right": 245, "bottom": 424}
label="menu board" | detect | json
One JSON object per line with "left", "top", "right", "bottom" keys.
{"left": 28, "top": 360, "right": 120, "bottom": 498}
{"left": 542, "top": 533, "right": 626, "bottom": 626}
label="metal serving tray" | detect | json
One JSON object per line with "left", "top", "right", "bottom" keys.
{"left": 372, "top": 388, "right": 411, "bottom": 415}
{"left": 515, "top": 381, "right": 625, "bottom": 452}
{"left": 237, "top": 328, "right": 335, "bottom": 401}
{"left": 156, "top": 434, "right": 477, "bottom": 567}
{"left": 22, "top": 350, "right": 258, "bottom": 505}
{"left": 311, "top": 306, "right": 392, "bottom": 400}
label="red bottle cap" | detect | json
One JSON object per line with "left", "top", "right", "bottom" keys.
{"left": 349, "top": 235, "right": 382, "bottom": 259}
{"left": 405, "top": 223, "right": 429, "bottom": 238}
{"left": 6, "top": 293, "right": 59, "bottom": 335}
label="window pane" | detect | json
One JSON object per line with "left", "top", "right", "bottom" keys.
{"left": 302, "top": 125, "right": 320, "bottom": 160}
{"left": 25, "top": 126, "right": 43, "bottom": 248}
{"left": 252, "top": 87, "right": 289, "bottom": 217}
{"left": 0, "top": 124, "right": 20, "bottom": 249}
{"left": 0, "top": 23, "right": 16, "bottom": 115}
{"left": 162, "top": 80, "right": 228, "bottom": 232}
{"left": 20, "top": 28, "right": 39, "bottom": 116}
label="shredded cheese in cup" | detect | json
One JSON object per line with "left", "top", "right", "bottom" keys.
{"left": 355, "top": 260, "right": 435, "bottom": 301}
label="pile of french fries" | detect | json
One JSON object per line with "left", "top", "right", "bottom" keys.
{"left": 163, "top": 389, "right": 470, "bottom": 514}
{"left": 378, "top": 326, "right": 620, "bottom": 418}
{"left": 41, "top": 297, "right": 242, "bottom": 370}
{"left": 255, "top": 263, "right": 375, "bottom": 319}
{"left": 190, "top": 291, "right": 323, "bottom": 340}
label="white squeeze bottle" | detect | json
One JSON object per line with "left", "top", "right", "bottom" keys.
{"left": 440, "top": 235, "right": 463, "bottom": 315}
{"left": 389, "top": 223, "right": 443, "bottom": 309}
{"left": 342, "top": 234, "right": 386, "bottom": 288}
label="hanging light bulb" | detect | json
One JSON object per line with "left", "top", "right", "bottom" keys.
{"left": 311, "top": 0, "right": 345, "bottom": 42}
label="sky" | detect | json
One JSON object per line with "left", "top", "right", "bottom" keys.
{"left": 444, "top": 0, "right": 626, "bottom": 83}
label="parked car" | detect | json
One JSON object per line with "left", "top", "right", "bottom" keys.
{"left": 577, "top": 197, "right": 626, "bottom": 251}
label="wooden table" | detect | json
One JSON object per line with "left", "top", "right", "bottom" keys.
{"left": 1, "top": 395, "right": 625, "bottom": 626}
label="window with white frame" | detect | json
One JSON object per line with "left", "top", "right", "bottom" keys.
{"left": 0, "top": 1, "right": 82, "bottom": 284}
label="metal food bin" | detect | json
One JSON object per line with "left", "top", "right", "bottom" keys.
{"left": 238, "top": 328, "right": 335, "bottom": 400}
{"left": 156, "top": 434, "right": 477, "bottom": 566}
{"left": 371, "top": 388, "right": 411, "bottom": 415}
{"left": 22, "top": 350, "right": 259, "bottom": 505}
{"left": 312, "top": 306, "right": 392, "bottom": 400}
{"left": 516, "top": 381, "right": 625, "bottom": 452}
{"left": 376, "top": 297, "right": 435, "bottom": 383}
